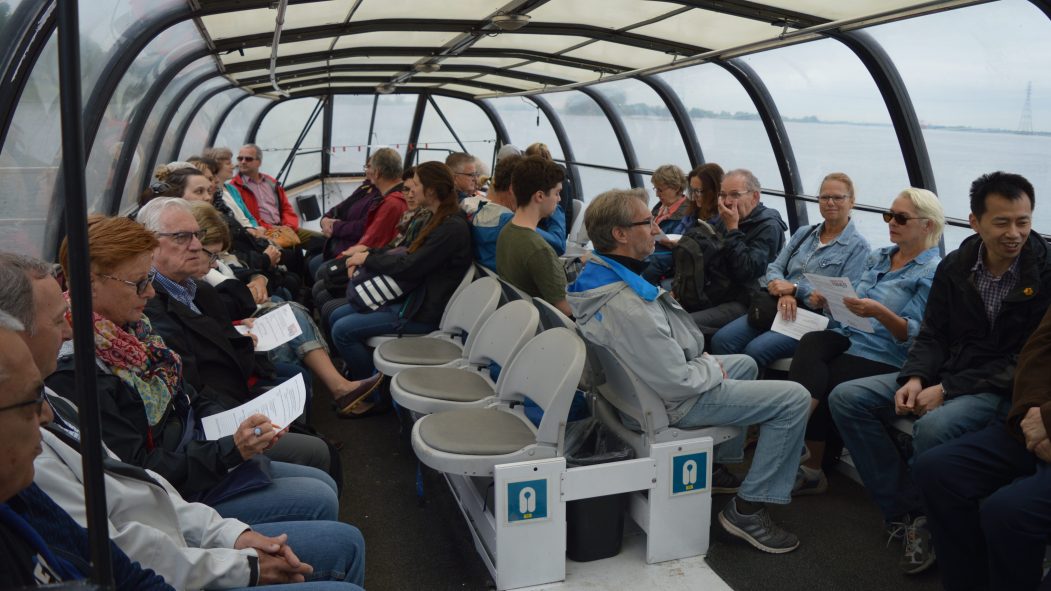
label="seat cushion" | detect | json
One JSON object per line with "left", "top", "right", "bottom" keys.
{"left": 418, "top": 408, "right": 535, "bottom": 455}
{"left": 398, "top": 367, "right": 493, "bottom": 402}
{"left": 379, "top": 337, "right": 461, "bottom": 365}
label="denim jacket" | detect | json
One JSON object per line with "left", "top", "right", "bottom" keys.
{"left": 765, "top": 218, "right": 871, "bottom": 303}
{"left": 835, "top": 244, "right": 941, "bottom": 367}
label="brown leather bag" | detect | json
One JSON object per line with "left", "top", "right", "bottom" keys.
{"left": 265, "top": 225, "right": 300, "bottom": 248}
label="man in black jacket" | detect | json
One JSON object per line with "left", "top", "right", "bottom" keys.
{"left": 829, "top": 171, "right": 1051, "bottom": 575}
{"left": 691, "top": 168, "right": 787, "bottom": 336}
{"left": 136, "top": 198, "right": 331, "bottom": 473}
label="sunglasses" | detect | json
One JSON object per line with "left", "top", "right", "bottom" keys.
{"left": 99, "top": 269, "right": 157, "bottom": 295}
{"left": 0, "top": 385, "right": 47, "bottom": 415}
{"left": 236, "top": 156, "right": 256, "bottom": 162}
{"left": 882, "top": 211, "right": 928, "bottom": 225}
{"left": 156, "top": 229, "right": 206, "bottom": 245}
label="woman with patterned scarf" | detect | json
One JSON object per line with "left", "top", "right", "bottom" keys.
{"left": 45, "top": 215, "right": 339, "bottom": 526}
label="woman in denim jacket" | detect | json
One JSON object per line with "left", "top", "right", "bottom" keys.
{"left": 786, "top": 187, "right": 944, "bottom": 493}
{"left": 712, "top": 173, "right": 871, "bottom": 367}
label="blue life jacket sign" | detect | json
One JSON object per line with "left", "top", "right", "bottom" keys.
{"left": 507, "top": 479, "right": 548, "bottom": 523}
{"left": 672, "top": 451, "right": 709, "bottom": 495}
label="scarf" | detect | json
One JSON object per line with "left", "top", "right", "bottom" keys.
{"left": 64, "top": 295, "right": 182, "bottom": 426}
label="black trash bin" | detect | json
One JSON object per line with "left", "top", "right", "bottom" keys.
{"left": 563, "top": 418, "right": 634, "bottom": 562}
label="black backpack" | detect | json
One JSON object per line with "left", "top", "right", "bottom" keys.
{"left": 671, "top": 220, "right": 732, "bottom": 312}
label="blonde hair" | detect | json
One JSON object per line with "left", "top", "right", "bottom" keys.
{"left": 897, "top": 187, "right": 945, "bottom": 249}
{"left": 189, "top": 201, "right": 231, "bottom": 251}
{"left": 652, "top": 164, "right": 687, "bottom": 193}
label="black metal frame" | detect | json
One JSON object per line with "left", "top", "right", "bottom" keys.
{"left": 578, "top": 87, "right": 644, "bottom": 189}
{"left": 426, "top": 95, "right": 468, "bottom": 154}
{"left": 168, "top": 83, "right": 239, "bottom": 165}
{"left": 275, "top": 96, "right": 327, "bottom": 186}
{"left": 403, "top": 93, "right": 430, "bottom": 166}
{"left": 234, "top": 63, "right": 574, "bottom": 88}
{"left": 528, "top": 94, "right": 583, "bottom": 199}
{"left": 0, "top": 0, "right": 56, "bottom": 151}
{"left": 715, "top": 57, "right": 808, "bottom": 232}
{"left": 638, "top": 74, "right": 704, "bottom": 168}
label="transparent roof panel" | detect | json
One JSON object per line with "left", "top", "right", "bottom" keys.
{"left": 510, "top": 61, "right": 605, "bottom": 84}
{"left": 79, "top": 0, "right": 184, "bottom": 96}
{"left": 634, "top": 8, "right": 793, "bottom": 52}
{"left": 435, "top": 83, "right": 492, "bottom": 96}
{"left": 486, "top": 97, "right": 565, "bottom": 161}
{"left": 472, "top": 33, "right": 590, "bottom": 54}
{"left": 471, "top": 74, "right": 537, "bottom": 92}
{"left": 592, "top": 78, "right": 689, "bottom": 171}
{"left": 158, "top": 77, "right": 229, "bottom": 165}
{"left": 214, "top": 95, "right": 273, "bottom": 153}
{"left": 741, "top": 38, "right": 909, "bottom": 203}
{"left": 757, "top": 1, "right": 937, "bottom": 21}
{"left": 178, "top": 87, "right": 245, "bottom": 160}
{"left": 202, "top": 1, "right": 349, "bottom": 40}
{"left": 437, "top": 56, "right": 530, "bottom": 69}
{"left": 528, "top": 0, "right": 680, "bottom": 31}
{"left": 352, "top": 0, "right": 505, "bottom": 21}
{"left": 564, "top": 41, "right": 675, "bottom": 70}
{"left": 221, "top": 39, "right": 334, "bottom": 65}
{"left": 333, "top": 31, "right": 459, "bottom": 50}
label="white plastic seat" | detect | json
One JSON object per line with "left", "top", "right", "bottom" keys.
{"left": 372, "top": 276, "right": 500, "bottom": 376}
{"left": 533, "top": 297, "right": 573, "bottom": 331}
{"left": 364, "top": 265, "right": 476, "bottom": 349}
{"left": 563, "top": 199, "right": 590, "bottom": 256}
{"left": 390, "top": 300, "right": 540, "bottom": 415}
{"left": 411, "top": 327, "right": 586, "bottom": 477}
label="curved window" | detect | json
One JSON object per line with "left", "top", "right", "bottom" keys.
{"left": 85, "top": 20, "right": 204, "bottom": 212}
{"left": 371, "top": 94, "right": 418, "bottom": 158}
{"left": 331, "top": 94, "right": 376, "bottom": 174}
{"left": 214, "top": 95, "right": 272, "bottom": 154}
{"left": 157, "top": 76, "right": 227, "bottom": 165}
{"left": 416, "top": 97, "right": 497, "bottom": 167}
{"left": 867, "top": 0, "right": 1051, "bottom": 229}
{"left": 178, "top": 88, "right": 245, "bottom": 160}
{"left": 741, "top": 38, "right": 908, "bottom": 207}
{"left": 485, "top": 97, "right": 565, "bottom": 161}
{"left": 118, "top": 57, "right": 216, "bottom": 213}
{"left": 0, "top": 36, "right": 58, "bottom": 258}
{"left": 254, "top": 98, "right": 323, "bottom": 187}
{"left": 657, "top": 64, "right": 782, "bottom": 191}
{"left": 575, "top": 166, "right": 631, "bottom": 204}
{"left": 592, "top": 78, "right": 689, "bottom": 171}
{"left": 543, "top": 91, "right": 626, "bottom": 169}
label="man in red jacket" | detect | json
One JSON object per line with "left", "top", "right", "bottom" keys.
{"left": 230, "top": 144, "right": 323, "bottom": 252}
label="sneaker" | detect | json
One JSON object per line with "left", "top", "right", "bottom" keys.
{"left": 718, "top": 498, "right": 800, "bottom": 554}
{"left": 791, "top": 466, "right": 828, "bottom": 496}
{"left": 799, "top": 445, "right": 811, "bottom": 465}
{"left": 712, "top": 464, "right": 743, "bottom": 494}
{"left": 900, "top": 516, "right": 936, "bottom": 574}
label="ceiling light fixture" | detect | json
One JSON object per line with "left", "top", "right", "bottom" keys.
{"left": 414, "top": 63, "right": 441, "bottom": 73}
{"left": 491, "top": 13, "right": 530, "bottom": 32}
{"left": 376, "top": 83, "right": 395, "bottom": 94}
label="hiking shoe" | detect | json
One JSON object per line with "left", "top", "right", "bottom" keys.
{"left": 718, "top": 498, "right": 800, "bottom": 554}
{"left": 900, "top": 516, "right": 936, "bottom": 574}
{"left": 792, "top": 466, "right": 828, "bottom": 496}
{"left": 712, "top": 464, "right": 743, "bottom": 494}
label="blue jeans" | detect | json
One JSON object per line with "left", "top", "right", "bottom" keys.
{"left": 828, "top": 372, "right": 1011, "bottom": 522}
{"left": 673, "top": 354, "right": 810, "bottom": 504}
{"left": 329, "top": 306, "right": 436, "bottom": 379}
{"left": 226, "top": 521, "right": 366, "bottom": 591}
{"left": 211, "top": 461, "right": 339, "bottom": 525}
{"left": 710, "top": 314, "right": 800, "bottom": 368}
{"left": 914, "top": 423, "right": 1051, "bottom": 591}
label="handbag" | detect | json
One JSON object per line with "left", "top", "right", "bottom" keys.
{"left": 746, "top": 224, "right": 820, "bottom": 330}
{"left": 321, "top": 256, "right": 351, "bottom": 297}
{"left": 345, "top": 247, "right": 421, "bottom": 313}
{"left": 265, "top": 225, "right": 301, "bottom": 248}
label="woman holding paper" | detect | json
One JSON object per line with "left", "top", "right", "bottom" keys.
{"left": 711, "top": 172, "right": 871, "bottom": 367}
{"left": 46, "top": 215, "right": 339, "bottom": 525}
{"left": 190, "top": 201, "right": 382, "bottom": 415}
{"left": 785, "top": 188, "right": 944, "bottom": 494}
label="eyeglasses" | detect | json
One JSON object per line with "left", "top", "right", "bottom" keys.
{"left": 688, "top": 188, "right": 705, "bottom": 197}
{"left": 201, "top": 248, "right": 220, "bottom": 263}
{"left": 0, "top": 385, "right": 46, "bottom": 416}
{"left": 818, "top": 194, "right": 850, "bottom": 203}
{"left": 455, "top": 171, "right": 480, "bottom": 179}
{"left": 236, "top": 156, "right": 256, "bottom": 162}
{"left": 99, "top": 269, "right": 157, "bottom": 295}
{"left": 718, "top": 190, "right": 753, "bottom": 199}
{"left": 882, "top": 211, "right": 928, "bottom": 225}
{"left": 156, "top": 229, "right": 206, "bottom": 245}
{"left": 622, "top": 217, "right": 655, "bottom": 227}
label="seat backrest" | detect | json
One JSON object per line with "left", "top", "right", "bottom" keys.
{"left": 439, "top": 276, "right": 500, "bottom": 340}
{"left": 567, "top": 199, "right": 586, "bottom": 246}
{"left": 588, "top": 341, "right": 671, "bottom": 436}
{"left": 474, "top": 263, "right": 498, "bottom": 280}
{"left": 464, "top": 300, "right": 540, "bottom": 369}
{"left": 496, "top": 328, "right": 586, "bottom": 451}
{"left": 438, "top": 265, "right": 478, "bottom": 327}
{"left": 497, "top": 277, "right": 531, "bottom": 303}
{"left": 533, "top": 298, "right": 574, "bottom": 331}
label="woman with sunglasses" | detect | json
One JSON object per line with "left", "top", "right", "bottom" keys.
{"left": 190, "top": 201, "right": 382, "bottom": 415}
{"left": 46, "top": 214, "right": 340, "bottom": 526}
{"left": 711, "top": 172, "right": 871, "bottom": 368}
{"left": 784, "top": 188, "right": 944, "bottom": 494}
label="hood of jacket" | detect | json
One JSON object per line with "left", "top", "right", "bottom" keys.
{"left": 737, "top": 202, "right": 788, "bottom": 235}
{"left": 568, "top": 254, "right": 659, "bottom": 323}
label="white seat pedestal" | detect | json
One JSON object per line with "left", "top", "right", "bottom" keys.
{"left": 441, "top": 437, "right": 716, "bottom": 590}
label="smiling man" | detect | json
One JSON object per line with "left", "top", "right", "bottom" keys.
{"left": 828, "top": 171, "right": 1051, "bottom": 575}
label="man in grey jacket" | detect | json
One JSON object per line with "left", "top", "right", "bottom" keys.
{"left": 0, "top": 252, "right": 365, "bottom": 590}
{"left": 567, "top": 190, "right": 809, "bottom": 554}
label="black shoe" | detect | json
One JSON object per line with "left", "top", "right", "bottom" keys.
{"left": 718, "top": 498, "right": 800, "bottom": 554}
{"left": 712, "top": 464, "right": 743, "bottom": 494}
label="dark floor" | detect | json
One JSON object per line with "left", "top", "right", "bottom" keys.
{"left": 311, "top": 388, "right": 942, "bottom": 591}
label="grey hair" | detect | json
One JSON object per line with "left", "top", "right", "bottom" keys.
{"left": 724, "top": 168, "right": 761, "bottom": 193}
{"left": 136, "top": 197, "right": 194, "bottom": 232}
{"left": 0, "top": 309, "right": 26, "bottom": 332}
{"left": 585, "top": 189, "right": 643, "bottom": 253}
{"left": 0, "top": 253, "right": 53, "bottom": 335}
{"left": 241, "top": 143, "right": 263, "bottom": 161}
{"left": 369, "top": 147, "right": 403, "bottom": 181}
